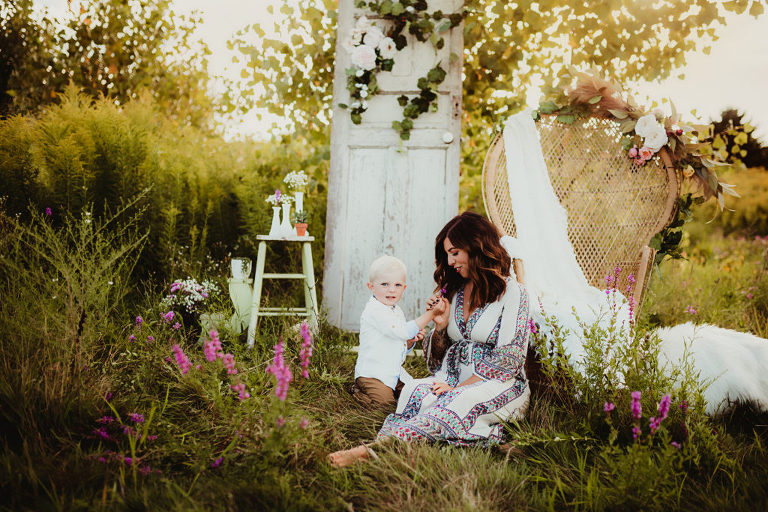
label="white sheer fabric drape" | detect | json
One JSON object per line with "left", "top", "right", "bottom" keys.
{"left": 502, "top": 110, "right": 630, "bottom": 366}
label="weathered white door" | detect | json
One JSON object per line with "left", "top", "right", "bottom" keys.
{"left": 324, "top": 0, "right": 463, "bottom": 330}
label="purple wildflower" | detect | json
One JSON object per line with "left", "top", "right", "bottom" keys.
{"left": 628, "top": 274, "right": 636, "bottom": 284}
{"left": 128, "top": 334, "right": 136, "bottom": 342}
{"left": 275, "top": 189, "right": 281, "bottom": 204}
{"left": 93, "top": 427, "right": 111, "bottom": 440}
{"left": 123, "top": 456, "right": 132, "bottom": 466}
{"left": 603, "top": 402, "right": 615, "bottom": 413}
{"left": 170, "top": 282, "right": 182, "bottom": 293}
{"left": 211, "top": 457, "right": 223, "bottom": 468}
{"left": 671, "top": 441, "right": 681, "bottom": 449}
{"left": 147, "top": 336, "right": 154, "bottom": 342}
{"left": 127, "top": 412, "right": 145, "bottom": 423}
{"left": 139, "top": 466, "right": 152, "bottom": 475}
{"left": 147, "top": 435, "right": 158, "bottom": 441}
{"left": 631, "top": 391, "right": 642, "bottom": 420}
{"left": 135, "top": 315, "right": 143, "bottom": 327}
{"left": 172, "top": 344, "right": 192, "bottom": 374}
{"left": 173, "top": 322, "right": 181, "bottom": 330}
{"left": 163, "top": 311, "right": 174, "bottom": 323}
{"left": 45, "top": 207, "right": 52, "bottom": 216}
{"left": 105, "top": 392, "right": 113, "bottom": 401}
{"left": 680, "top": 400, "right": 688, "bottom": 413}
{"left": 299, "top": 322, "right": 313, "bottom": 379}
{"left": 632, "top": 426, "right": 642, "bottom": 440}
{"left": 96, "top": 416, "right": 114, "bottom": 424}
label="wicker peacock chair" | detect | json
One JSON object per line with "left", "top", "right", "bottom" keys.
{"left": 482, "top": 115, "right": 680, "bottom": 311}
{"left": 483, "top": 115, "right": 681, "bottom": 393}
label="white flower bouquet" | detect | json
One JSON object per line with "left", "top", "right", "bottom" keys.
{"left": 161, "top": 278, "right": 220, "bottom": 315}
{"left": 283, "top": 171, "right": 309, "bottom": 190}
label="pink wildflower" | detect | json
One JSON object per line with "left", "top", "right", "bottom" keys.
{"left": 299, "top": 418, "right": 309, "bottom": 429}
{"left": 163, "top": 311, "right": 174, "bottom": 323}
{"left": 685, "top": 305, "right": 697, "bottom": 315}
{"left": 45, "top": 207, "right": 52, "bottom": 216}
{"left": 680, "top": 400, "right": 689, "bottom": 413}
{"left": 632, "top": 426, "right": 642, "bottom": 440}
{"left": 276, "top": 416, "right": 286, "bottom": 428}
{"left": 628, "top": 274, "right": 636, "bottom": 284}
{"left": 211, "top": 457, "right": 223, "bottom": 468}
{"left": 147, "top": 435, "right": 158, "bottom": 441}
{"left": 230, "top": 381, "right": 251, "bottom": 400}
{"left": 170, "top": 282, "right": 182, "bottom": 293}
{"left": 196, "top": 364, "right": 202, "bottom": 371}
{"left": 128, "top": 334, "right": 136, "bottom": 342}
{"left": 671, "top": 441, "right": 681, "bottom": 449}
{"left": 147, "top": 336, "right": 154, "bottom": 342}
{"left": 173, "top": 322, "right": 181, "bottom": 330}
{"left": 222, "top": 353, "right": 238, "bottom": 375}
{"left": 528, "top": 318, "right": 538, "bottom": 334}
{"left": 299, "top": 322, "right": 313, "bottom": 379}
{"left": 266, "top": 338, "right": 293, "bottom": 401}
{"left": 96, "top": 416, "right": 114, "bottom": 424}
{"left": 747, "top": 293, "right": 753, "bottom": 299}
{"left": 603, "top": 402, "right": 615, "bottom": 413}
{"left": 172, "top": 344, "right": 192, "bottom": 374}
{"left": 139, "top": 466, "right": 152, "bottom": 475}
{"left": 631, "top": 391, "right": 642, "bottom": 420}
{"left": 204, "top": 330, "right": 223, "bottom": 362}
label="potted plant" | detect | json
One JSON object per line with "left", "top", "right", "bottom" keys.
{"left": 292, "top": 209, "right": 309, "bottom": 237}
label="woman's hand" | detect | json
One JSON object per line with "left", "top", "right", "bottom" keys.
{"left": 431, "top": 297, "right": 450, "bottom": 330}
{"left": 431, "top": 381, "right": 454, "bottom": 395}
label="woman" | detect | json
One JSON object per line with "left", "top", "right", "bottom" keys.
{"left": 329, "top": 212, "right": 530, "bottom": 467}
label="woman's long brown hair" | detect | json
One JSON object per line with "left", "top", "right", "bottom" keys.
{"left": 433, "top": 211, "right": 511, "bottom": 312}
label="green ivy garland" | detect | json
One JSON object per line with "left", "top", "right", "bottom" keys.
{"left": 339, "top": 0, "right": 467, "bottom": 140}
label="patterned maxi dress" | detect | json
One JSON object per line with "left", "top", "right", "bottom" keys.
{"left": 378, "top": 278, "right": 531, "bottom": 446}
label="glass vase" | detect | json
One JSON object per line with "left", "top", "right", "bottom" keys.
{"left": 269, "top": 206, "right": 281, "bottom": 236}
{"left": 294, "top": 191, "right": 304, "bottom": 213}
{"left": 280, "top": 202, "right": 293, "bottom": 237}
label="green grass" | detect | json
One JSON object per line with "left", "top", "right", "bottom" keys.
{"left": 2, "top": 205, "right": 768, "bottom": 511}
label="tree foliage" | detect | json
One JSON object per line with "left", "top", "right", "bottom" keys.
{"left": 711, "top": 108, "right": 768, "bottom": 169}
{"left": 227, "top": 0, "right": 766, "bottom": 208}
{"left": 1, "top": 0, "right": 215, "bottom": 129}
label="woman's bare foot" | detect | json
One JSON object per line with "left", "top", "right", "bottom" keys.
{"left": 328, "top": 444, "right": 374, "bottom": 468}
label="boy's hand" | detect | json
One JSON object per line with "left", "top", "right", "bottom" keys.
{"left": 406, "top": 329, "right": 425, "bottom": 348}
{"left": 431, "top": 381, "right": 454, "bottom": 395}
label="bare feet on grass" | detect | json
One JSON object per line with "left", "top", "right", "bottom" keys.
{"left": 328, "top": 444, "right": 374, "bottom": 468}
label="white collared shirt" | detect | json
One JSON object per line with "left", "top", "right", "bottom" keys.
{"left": 354, "top": 296, "right": 419, "bottom": 389}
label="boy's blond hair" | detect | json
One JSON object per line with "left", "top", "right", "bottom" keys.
{"left": 369, "top": 255, "right": 407, "bottom": 283}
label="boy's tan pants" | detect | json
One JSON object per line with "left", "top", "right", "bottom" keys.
{"left": 353, "top": 377, "right": 405, "bottom": 408}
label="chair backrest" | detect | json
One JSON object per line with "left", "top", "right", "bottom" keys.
{"left": 482, "top": 115, "right": 680, "bottom": 309}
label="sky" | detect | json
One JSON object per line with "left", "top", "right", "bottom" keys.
{"left": 35, "top": 1, "right": 768, "bottom": 140}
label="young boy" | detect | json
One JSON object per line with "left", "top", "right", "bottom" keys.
{"left": 353, "top": 255, "right": 436, "bottom": 408}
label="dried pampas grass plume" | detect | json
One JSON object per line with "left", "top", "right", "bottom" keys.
{"left": 566, "top": 67, "right": 634, "bottom": 115}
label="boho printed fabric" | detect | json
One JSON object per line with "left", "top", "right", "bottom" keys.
{"left": 378, "top": 279, "right": 531, "bottom": 446}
